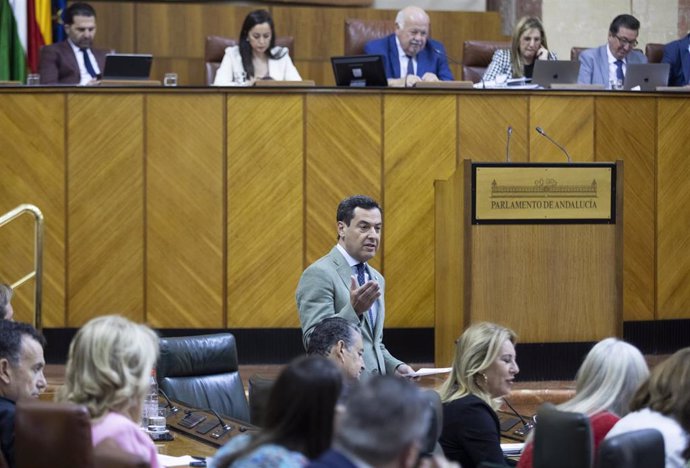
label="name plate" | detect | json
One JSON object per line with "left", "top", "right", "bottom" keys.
{"left": 472, "top": 163, "right": 616, "bottom": 224}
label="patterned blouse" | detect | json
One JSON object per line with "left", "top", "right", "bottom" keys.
{"left": 207, "top": 434, "right": 308, "bottom": 468}
{"left": 483, "top": 48, "right": 558, "bottom": 81}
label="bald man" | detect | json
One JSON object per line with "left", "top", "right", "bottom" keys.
{"left": 364, "top": 6, "right": 453, "bottom": 87}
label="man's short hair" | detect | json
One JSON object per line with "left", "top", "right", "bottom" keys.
{"left": 64, "top": 2, "right": 96, "bottom": 25}
{"left": 0, "top": 283, "right": 12, "bottom": 320}
{"left": 307, "top": 317, "right": 360, "bottom": 357}
{"left": 336, "top": 195, "right": 381, "bottom": 226}
{"left": 335, "top": 375, "right": 430, "bottom": 465}
{"left": 609, "top": 14, "right": 640, "bottom": 34}
{"left": 0, "top": 320, "right": 46, "bottom": 366}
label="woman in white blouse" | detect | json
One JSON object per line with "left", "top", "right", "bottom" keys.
{"left": 213, "top": 9, "right": 301, "bottom": 86}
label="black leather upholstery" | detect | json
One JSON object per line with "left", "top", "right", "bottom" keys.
{"left": 158, "top": 333, "right": 250, "bottom": 423}
{"left": 596, "top": 428, "right": 665, "bottom": 468}
{"left": 248, "top": 374, "right": 275, "bottom": 427}
{"left": 420, "top": 389, "right": 444, "bottom": 457}
{"left": 533, "top": 403, "right": 593, "bottom": 468}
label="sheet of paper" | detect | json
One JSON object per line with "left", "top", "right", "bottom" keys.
{"left": 157, "top": 454, "right": 198, "bottom": 467}
{"left": 410, "top": 367, "right": 452, "bottom": 377}
{"left": 501, "top": 443, "right": 524, "bottom": 455}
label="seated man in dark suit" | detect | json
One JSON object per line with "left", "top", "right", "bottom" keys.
{"left": 662, "top": 33, "right": 690, "bottom": 86}
{"left": 0, "top": 321, "right": 47, "bottom": 468}
{"left": 577, "top": 14, "right": 647, "bottom": 89}
{"left": 39, "top": 2, "right": 109, "bottom": 85}
{"left": 363, "top": 6, "right": 454, "bottom": 87}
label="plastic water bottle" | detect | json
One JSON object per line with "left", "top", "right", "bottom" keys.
{"left": 143, "top": 369, "right": 159, "bottom": 428}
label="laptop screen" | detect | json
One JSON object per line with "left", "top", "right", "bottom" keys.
{"left": 102, "top": 54, "right": 153, "bottom": 80}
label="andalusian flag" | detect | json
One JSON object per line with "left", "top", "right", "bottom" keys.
{"left": 0, "top": 0, "right": 52, "bottom": 81}
{"left": 0, "top": 0, "right": 27, "bottom": 81}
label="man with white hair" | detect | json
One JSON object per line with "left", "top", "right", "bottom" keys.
{"left": 363, "top": 6, "right": 454, "bottom": 87}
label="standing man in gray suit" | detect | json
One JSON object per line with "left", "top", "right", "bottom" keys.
{"left": 296, "top": 195, "right": 415, "bottom": 378}
{"left": 577, "top": 14, "right": 647, "bottom": 88}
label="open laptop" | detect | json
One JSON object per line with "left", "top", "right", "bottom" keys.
{"left": 624, "top": 63, "right": 670, "bottom": 91}
{"left": 102, "top": 54, "right": 153, "bottom": 80}
{"left": 531, "top": 60, "right": 580, "bottom": 88}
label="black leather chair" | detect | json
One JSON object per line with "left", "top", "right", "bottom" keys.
{"left": 248, "top": 374, "right": 275, "bottom": 427}
{"left": 596, "top": 429, "right": 664, "bottom": 468}
{"left": 157, "top": 333, "right": 250, "bottom": 423}
{"left": 533, "top": 403, "right": 593, "bottom": 468}
{"left": 420, "top": 389, "right": 444, "bottom": 457}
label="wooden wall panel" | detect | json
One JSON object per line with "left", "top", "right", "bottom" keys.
{"left": 150, "top": 58, "right": 204, "bottom": 88}
{"left": 383, "top": 94, "right": 456, "bottom": 327}
{"left": 67, "top": 94, "right": 143, "bottom": 326}
{"left": 596, "top": 97, "right": 656, "bottom": 321}
{"left": 293, "top": 60, "right": 335, "bottom": 87}
{"left": 529, "top": 96, "right": 594, "bottom": 162}
{"left": 146, "top": 95, "right": 224, "bottom": 328}
{"left": 657, "top": 98, "right": 690, "bottom": 319}
{"left": 227, "top": 95, "right": 303, "bottom": 328}
{"left": 0, "top": 94, "right": 65, "bottom": 326}
{"left": 304, "top": 94, "right": 382, "bottom": 269}
{"left": 458, "top": 95, "right": 529, "bottom": 162}
{"left": 92, "top": 2, "right": 134, "bottom": 54}
{"left": 428, "top": 11, "right": 506, "bottom": 67}
{"left": 471, "top": 225, "right": 618, "bottom": 342}
{"left": 135, "top": 4, "right": 256, "bottom": 58}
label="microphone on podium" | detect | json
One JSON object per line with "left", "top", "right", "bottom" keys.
{"left": 506, "top": 126, "right": 513, "bottom": 162}
{"left": 535, "top": 126, "right": 572, "bottom": 163}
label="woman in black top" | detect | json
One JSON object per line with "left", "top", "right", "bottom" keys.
{"left": 436, "top": 322, "right": 520, "bottom": 468}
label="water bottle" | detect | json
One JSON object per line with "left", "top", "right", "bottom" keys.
{"left": 143, "top": 368, "right": 159, "bottom": 428}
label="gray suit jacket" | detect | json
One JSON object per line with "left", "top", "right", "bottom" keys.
{"left": 296, "top": 246, "right": 403, "bottom": 376}
{"left": 577, "top": 44, "right": 647, "bottom": 86}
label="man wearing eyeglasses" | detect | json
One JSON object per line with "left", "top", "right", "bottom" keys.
{"left": 577, "top": 14, "right": 647, "bottom": 88}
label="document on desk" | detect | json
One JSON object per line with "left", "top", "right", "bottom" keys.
{"left": 501, "top": 443, "right": 524, "bottom": 456}
{"left": 409, "top": 367, "right": 452, "bottom": 377}
{"left": 158, "top": 454, "right": 197, "bottom": 466}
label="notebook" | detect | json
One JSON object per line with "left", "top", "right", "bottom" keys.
{"left": 102, "top": 54, "right": 153, "bottom": 80}
{"left": 624, "top": 63, "right": 670, "bottom": 91}
{"left": 531, "top": 60, "right": 580, "bottom": 88}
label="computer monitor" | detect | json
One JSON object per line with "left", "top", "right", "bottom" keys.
{"left": 331, "top": 55, "right": 388, "bottom": 87}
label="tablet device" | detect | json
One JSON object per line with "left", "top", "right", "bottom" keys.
{"left": 532, "top": 60, "right": 580, "bottom": 88}
{"left": 102, "top": 54, "right": 153, "bottom": 80}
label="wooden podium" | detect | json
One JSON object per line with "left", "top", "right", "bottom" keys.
{"left": 434, "top": 160, "right": 623, "bottom": 366}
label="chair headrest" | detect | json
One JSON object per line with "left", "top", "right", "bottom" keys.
{"left": 462, "top": 40, "right": 510, "bottom": 66}
{"left": 158, "top": 333, "right": 239, "bottom": 377}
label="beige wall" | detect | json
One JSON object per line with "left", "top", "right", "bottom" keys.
{"left": 372, "top": 0, "right": 485, "bottom": 11}
{"left": 543, "top": 0, "right": 677, "bottom": 59}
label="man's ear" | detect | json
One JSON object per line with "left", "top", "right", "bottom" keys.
{"left": 399, "top": 441, "right": 421, "bottom": 468}
{"left": 337, "top": 221, "right": 346, "bottom": 239}
{"left": 0, "top": 358, "right": 13, "bottom": 385}
{"left": 334, "top": 340, "right": 347, "bottom": 362}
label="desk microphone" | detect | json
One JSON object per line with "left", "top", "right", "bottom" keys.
{"left": 506, "top": 126, "right": 513, "bottom": 162}
{"left": 158, "top": 388, "right": 179, "bottom": 415}
{"left": 184, "top": 408, "right": 233, "bottom": 433}
{"left": 503, "top": 398, "right": 535, "bottom": 437}
{"left": 535, "top": 126, "right": 572, "bottom": 163}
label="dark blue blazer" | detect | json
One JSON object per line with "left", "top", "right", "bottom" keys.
{"left": 363, "top": 34, "right": 454, "bottom": 80}
{"left": 662, "top": 34, "right": 690, "bottom": 86}
{"left": 307, "top": 449, "right": 357, "bottom": 468}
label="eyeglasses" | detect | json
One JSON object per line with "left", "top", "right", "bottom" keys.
{"left": 614, "top": 35, "right": 638, "bottom": 47}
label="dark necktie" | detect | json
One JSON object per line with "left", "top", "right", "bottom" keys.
{"left": 406, "top": 55, "right": 415, "bottom": 77}
{"left": 615, "top": 59, "right": 624, "bottom": 81}
{"left": 81, "top": 48, "right": 97, "bottom": 78}
{"left": 355, "top": 263, "right": 376, "bottom": 327}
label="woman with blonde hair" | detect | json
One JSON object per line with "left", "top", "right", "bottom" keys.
{"left": 58, "top": 315, "right": 161, "bottom": 468}
{"left": 483, "top": 16, "right": 557, "bottom": 82}
{"left": 516, "top": 338, "right": 649, "bottom": 468}
{"left": 605, "top": 347, "right": 690, "bottom": 468}
{"left": 437, "top": 322, "right": 519, "bottom": 468}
